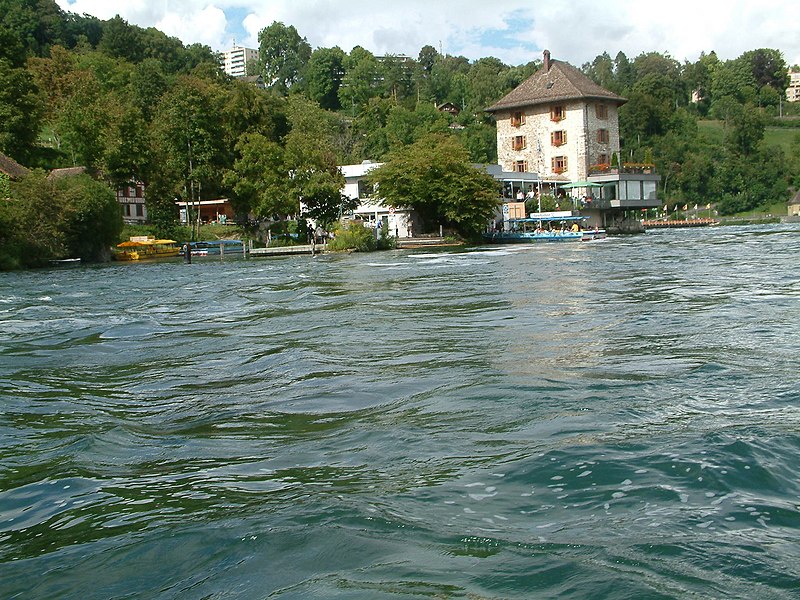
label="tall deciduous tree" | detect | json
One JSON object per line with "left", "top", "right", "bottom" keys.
{"left": 148, "top": 75, "right": 226, "bottom": 225}
{"left": 0, "top": 58, "right": 43, "bottom": 162}
{"left": 224, "top": 132, "right": 293, "bottom": 219}
{"left": 257, "top": 21, "right": 311, "bottom": 94}
{"left": 339, "top": 46, "right": 380, "bottom": 113}
{"left": 283, "top": 97, "right": 351, "bottom": 225}
{"left": 366, "top": 133, "right": 499, "bottom": 238}
{"left": 305, "top": 46, "right": 346, "bottom": 110}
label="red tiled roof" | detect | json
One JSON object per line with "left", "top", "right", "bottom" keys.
{"left": 486, "top": 59, "right": 626, "bottom": 113}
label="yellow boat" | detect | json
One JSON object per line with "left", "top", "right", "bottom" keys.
{"left": 113, "top": 237, "right": 180, "bottom": 261}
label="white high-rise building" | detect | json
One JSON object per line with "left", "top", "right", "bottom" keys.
{"left": 222, "top": 45, "right": 258, "bottom": 78}
{"left": 786, "top": 72, "right": 800, "bottom": 103}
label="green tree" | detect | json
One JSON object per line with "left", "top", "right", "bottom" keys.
{"left": 283, "top": 97, "right": 351, "bottom": 225}
{"left": 130, "top": 58, "right": 168, "bottom": 120}
{"left": 0, "top": 25, "right": 27, "bottom": 67}
{"left": 351, "top": 97, "right": 393, "bottom": 159}
{"left": 0, "top": 0, "right": 67, "bottom": 56}
{"left": 583, "top": 52, "right": 615, "bottom": 90}
{"left": 429, "top": 54, "right": 471, "bottom": 106}
{"left": 148, "top": 75, "right": 227, "bottom": 231}
{"left": 257, "top": 21, "right": 311, "bottom": 94}
{"left": 466, "top": 57, "right": 508, "bottom": 113}
{"left": 101, "top": 96, "right": 149, "bottom": 186}
{"left": 223, "top": 132, "right": 293, "bottom": 218}
{"left": 682, "top": 51, "right": 718, "bottom": 116}
{"left": 620, "top": 72, "right": 678, "bottom": 143}
{"left": 725, "top": 102, "right": 765, "bottom": 157}
{"left": 55, "top": 69, "right": 108, "bottom": 167}
{"left": 339, "top": 46, "right": 381, "bottom": 112}
{"left": 305, "top": 46, "right": 346, "bottom": 110}
{"left": 0, "top": 58, "right": 43, "bottom": 162}
{"left": 0, "top": 172, "right": 66, "bottom": 268}
{"left": 366, "top": 133, "right": 499, "bottom": 238}
{"left": 0, "top": 171, "right": 121, "bottom": 268}
{"left": 613, "top": 51, "right": 635, "bottom": 92}
{"left": 98, "top": 15, "right": 144, "bottom": 63}
{"left": 220, "top": 79, "right": 288, "bottom": 148}
{"left": 741, "top": 48, "right": 788, "bottom": 91}
{"left": 711, "top": 58, "right": 758, "bottom": 108}
{"left": 57, "top": 173, "right": 123, "bottom": 261}
{"left": 379, "top": 54, "right": 414, "bottom": 103}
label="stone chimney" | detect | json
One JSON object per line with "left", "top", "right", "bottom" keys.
{"left": 543, "top": 49, "right": 551, "bottom": 72}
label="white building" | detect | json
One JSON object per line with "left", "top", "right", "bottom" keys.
{"left": 338, "top": 161, "right": 543, "bottom": 236}
{"left": 786, "top": 72, "right": 800, "bottom": 102}
{"left": 222, "top": 45, "right": 258, "bottom": 78}
{"left": 486, "top": 50, "right": 626, "bottom": 182}
{"left": 340, "top": 161, "right": 415, "bottom": 237}
{"left": 486, "top": 50, "right": 660, "bottom": 233}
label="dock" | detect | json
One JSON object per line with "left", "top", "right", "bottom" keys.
{"left": 250, "top": 244, "right": 322, "bottom": 257}
{"left": 396, "top": 237, "right": 462, "bottom": 249}
{"left": 248, "top": 238, "right": 462, "bottom": 256}
{"left": 643, "top": 218, "right": 718, "bottom": 229}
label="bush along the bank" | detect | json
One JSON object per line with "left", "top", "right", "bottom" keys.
{"left": 0, "top": 172, "right": 122, "bottom": 269}
{"left": 328, "top": 221, "right": 394, "bottom": 252}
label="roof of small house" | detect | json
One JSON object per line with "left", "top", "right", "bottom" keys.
{"left": 241, "top": 75, "right": 266, "bottom": 88}
{"left": 47, "top": 166, "right": 87, "bottom": 180}
{"left": 0, "top": 152, "right": 30, "bottom": 180}
{"left": 486, "top": 55, "right": 627, "bottom": 114}
{"left": 789, "top": 190, "right": 800, "bottom": 205}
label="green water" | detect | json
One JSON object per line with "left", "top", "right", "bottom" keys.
{"left": 2, "top": 224, "right": 800, "bottom": 598}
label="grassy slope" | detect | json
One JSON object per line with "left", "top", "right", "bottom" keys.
{"left": 696, "top": 120, "right": 796, "bottom": 216}
{"left": 697, "top": 119, "right": 799, "bottom": 155}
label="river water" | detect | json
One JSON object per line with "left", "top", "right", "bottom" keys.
{"left": 1, "top": 224, "right": 799, "bottom": 599}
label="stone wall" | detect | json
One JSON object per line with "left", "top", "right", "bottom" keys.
{"left": 495, "top": 100, "right": 621, "bottom": 181}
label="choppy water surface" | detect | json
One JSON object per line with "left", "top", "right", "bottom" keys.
{"left": 2, "top": 224, "right": 800, "bottom": 599}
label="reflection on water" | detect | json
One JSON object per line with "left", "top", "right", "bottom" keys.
{"left": 2, "top": 224, "right": 800, "bottom": 598}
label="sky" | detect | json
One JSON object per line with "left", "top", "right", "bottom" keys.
{"left": 55, "top": 0, "right": 800, "bottom": 68}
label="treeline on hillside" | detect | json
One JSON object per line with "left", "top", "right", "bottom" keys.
{"left": 582, "top": 49, "right": 798, "bottom": 214}
{"left": 1, "top": 1, "right": 799, "bottom": 266}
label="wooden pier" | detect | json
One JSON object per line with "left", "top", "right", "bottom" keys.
{"left": 643, "top": 218, "right": 718, "bottom": 229}
{"left": 249, "top": 244, "right": 322, "bottom": 257}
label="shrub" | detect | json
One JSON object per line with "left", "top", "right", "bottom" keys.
{"left": 327, "top": 221, "right": 377, "bottom": 252}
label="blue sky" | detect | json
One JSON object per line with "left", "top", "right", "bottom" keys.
{"left": 56, "top": 0, "right": 800, "bottom": 68}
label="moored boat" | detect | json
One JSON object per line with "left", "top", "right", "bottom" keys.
{"left": 484, "top": 212, "right": 606, "bottom": 244}
{"left": 180, "top": 239, "right": 244, "bottom": 256}
{"left": 113, "top": 237, "right": 180, "bottom": 261}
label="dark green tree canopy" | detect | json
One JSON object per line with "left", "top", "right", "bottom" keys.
{"left": 305, "top": 46, "right": 346, "bottom": 110}
{"left": 257, "top": 21, "right": 312, "bottom": 94}
{"left": 366, "top": 133, "right": 499, "bottom": 239}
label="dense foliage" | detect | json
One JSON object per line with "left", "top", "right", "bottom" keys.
{"left": 367, "top": 134, "right": 500, "bottom": 239}
{"left": 0, "top": 1, "right": 798, "bottom": 269}
{"left": 0, "top": 172, "right": 122, "bottom": 269}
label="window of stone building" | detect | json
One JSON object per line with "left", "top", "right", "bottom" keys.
{"left": 513, "top": 160, "right": 528, "bottom": 172}
{"left": 550, "top": 105, "right": 566, "bottom": 121}
{"left": 597, "top": 129, "right": 609, "bottom": 144}
{"left": 551, "top": 156, "right": 568, "bottom": 173}
{"left": 512, "top": 135, "right": 526, "bottom": 151}
{"left": 511, "top": 111, "right": 526, "bottom": 127}
{"left": 596, "top": 103, "right": 608, "bottom": 119}
{"left": 551, "top": 130, "right": 567, "bottom": 146}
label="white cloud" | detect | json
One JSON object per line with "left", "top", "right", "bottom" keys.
{"left": 156, "top": 5, "right": 228, "bottom": 50}
{"left": 56, "top": 0, "right": 800, "bottom": 68}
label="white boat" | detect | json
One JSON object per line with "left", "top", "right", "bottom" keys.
{"left": 484, "top": 212, "right": 606, "bottom": 243}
